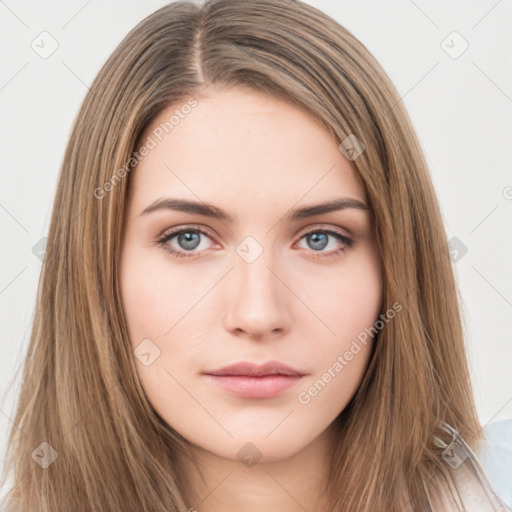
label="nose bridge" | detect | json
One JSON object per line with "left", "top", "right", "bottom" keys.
{"left": 235, "top": 234, "right": 281, "bottom": 305}
{"left": 223, "top": 234, "right": 288, "bottom": 336}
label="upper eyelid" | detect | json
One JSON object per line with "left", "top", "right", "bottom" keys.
{"left": 159, "top": 223, "right": 351, "bottom": 239}
{"left": 158, "top": 224, "right": 216, "bottom": 242}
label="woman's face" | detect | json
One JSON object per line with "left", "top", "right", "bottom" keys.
{"left": 120, "top": 85, "right": 382, "bottom": 463}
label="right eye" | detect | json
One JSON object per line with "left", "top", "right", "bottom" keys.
{"left": 156, "top": 226, "right": 218, "bottom": 259}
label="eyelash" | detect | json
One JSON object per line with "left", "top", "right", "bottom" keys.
{"left": 155, "top": 224, "right": 354, "bottom": 260}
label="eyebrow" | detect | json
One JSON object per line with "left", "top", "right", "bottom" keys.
{"left": 140, "top": 197, "right": 370, "bottom": 222}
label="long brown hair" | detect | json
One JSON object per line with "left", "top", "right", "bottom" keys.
{"left": 1, "top": 0, "right": 482, "bottom": 510}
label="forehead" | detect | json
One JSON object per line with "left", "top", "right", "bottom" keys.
{"left": 128, "top": 86, "right": 367, "bottom": 215}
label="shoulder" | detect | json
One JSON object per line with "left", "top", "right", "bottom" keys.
{"left": 427, "top": 419, "right": 512, "bottom": 511}
{"left": 478, "top": 418, "right": 512, "bottom": 509}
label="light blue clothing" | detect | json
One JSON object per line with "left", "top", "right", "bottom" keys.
{"left": 479, "top": 418, "right": 512, "bottom": 509}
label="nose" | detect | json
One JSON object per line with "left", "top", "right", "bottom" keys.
{"left": 222, "top": 245, "right": 291, "bottom": 341}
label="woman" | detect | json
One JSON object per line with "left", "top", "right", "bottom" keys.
{"left": 1, "top": 0, "right": 510, "bottom": 510}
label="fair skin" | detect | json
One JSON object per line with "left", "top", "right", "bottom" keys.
{"left": 120, "top": 85, "right": 382, "bottom": 511}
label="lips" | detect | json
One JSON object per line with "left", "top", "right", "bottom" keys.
{"left": 203, "top": 360, "right": 306, "bottom": 377}
{"left": 203, "top": 361, "right": 307, "bottom": 399}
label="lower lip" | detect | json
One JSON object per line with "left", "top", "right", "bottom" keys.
{"left": 204, "top": 374, "right": 304, "bottom": 399}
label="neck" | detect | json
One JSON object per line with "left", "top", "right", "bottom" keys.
{"left": 178, "top": 421, "right": 339, "bottom": 512}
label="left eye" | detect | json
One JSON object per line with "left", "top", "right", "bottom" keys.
{"left": 296, "top": 229, "right": 353, "bottom": 256}
{"left": 156, "top": 226, "right": 353, "bottom": 259}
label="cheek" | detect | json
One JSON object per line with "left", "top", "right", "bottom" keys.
{"left": 119, "top": 247, "right": 209, "bottom": 386}
{"left": 119, "top": 250, "right": 198, "bottom": 416}
{"left": 309, "top": 247, "right": 382, "bottom": 347}
{"left": 120, "top": 248, "right": 197, "bottom": 345}
{"left": 299, "top": 249, "right": 382, "bottom": 404}
{"left": 296, "top": 292, "right": 380, "bottom": 415}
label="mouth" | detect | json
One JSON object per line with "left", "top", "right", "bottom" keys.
{"left": 203, "top": 361, "right": 307, "bottom": 399}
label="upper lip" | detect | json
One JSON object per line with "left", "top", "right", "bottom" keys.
{"left": 204, "top": 361, "right": 306, "bottom": 377}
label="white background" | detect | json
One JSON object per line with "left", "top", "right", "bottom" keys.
{"left": 1, "top": 0, "right": 511, "bottom": 494}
